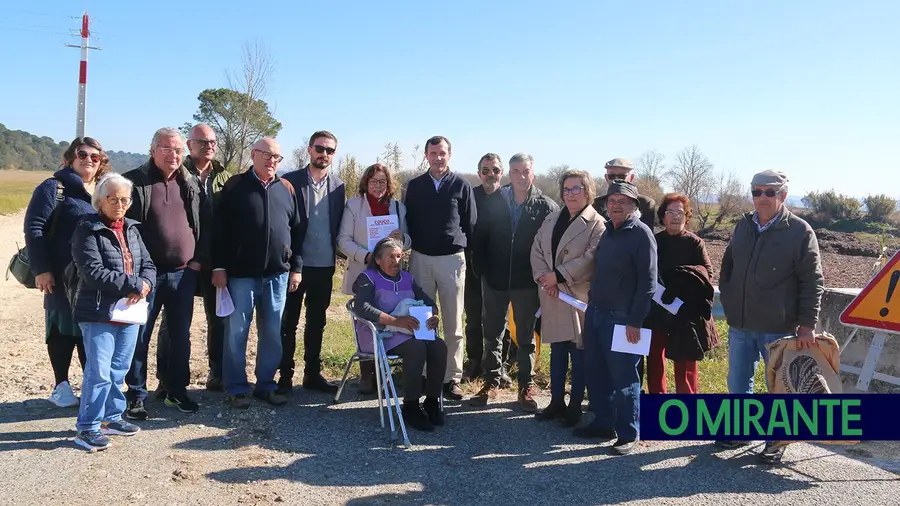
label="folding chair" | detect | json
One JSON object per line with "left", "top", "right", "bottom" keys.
{"left": 336, "top": 299, "right": 411, "bottom": 447}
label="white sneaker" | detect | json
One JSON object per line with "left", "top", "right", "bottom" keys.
{"left": 48, "top": 381, "right": 80, "bottom": 408}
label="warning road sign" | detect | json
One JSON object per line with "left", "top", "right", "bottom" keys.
{"left": 840, "top": 250, "right": 900, "bottom": 332}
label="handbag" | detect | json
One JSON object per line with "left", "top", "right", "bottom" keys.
{"left": 6, "top": 179, "right": 64, "bottom": 289}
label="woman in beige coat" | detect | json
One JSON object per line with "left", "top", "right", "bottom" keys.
{"left": 530, "top": 170, "right": 605, "bottom": 426}
{"left": 338, "top": 163, "right": 411, "bottom": 393}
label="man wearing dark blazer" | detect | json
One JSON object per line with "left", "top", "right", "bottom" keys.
{"left": 279, "top": 131, "right": 346, "bottom": 394}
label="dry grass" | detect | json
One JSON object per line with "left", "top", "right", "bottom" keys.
{"left": 0, "top": 170, "right": 53, "bottom": 215}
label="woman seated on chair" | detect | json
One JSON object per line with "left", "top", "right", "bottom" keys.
{"left": 352, "top": 237, "right": 448, "bottom": 432}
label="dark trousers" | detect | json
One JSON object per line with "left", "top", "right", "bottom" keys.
{"left": 583, "top": 307, "right": 641, "bottom": 441}
{"left": 463, "top": 266, "right": 483, "bottom": 369}
{"left": 126, "top": 268, "right": 196, "bottom": 402}
{"left": 390, "top": 338, "right": 448, "bottom": 403}
{"left": 279, "top": 266, "right": 335, "bottom": 380}
{"left": 481, "top": 280, "right": 540, "bottom": 388}
{"left": 47, "top": 324, "right": 86, "bottom": 386}
{"left": 550, "top": 341, "right": 585, "bottom": 406}
{"left": 157, "top": 269, "right": 225, "bottom": 380}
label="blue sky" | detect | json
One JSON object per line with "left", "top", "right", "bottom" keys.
{"left": 2, "top": 1, "right": 898, "bottom": 198}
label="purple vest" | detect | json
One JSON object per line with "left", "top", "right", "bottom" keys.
{"left": 355, "top": 269, "right": 415, "bottom": 353}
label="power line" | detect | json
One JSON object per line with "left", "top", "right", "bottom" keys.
{"left": 6, "top": 8, "right": 76, "bottom": 19}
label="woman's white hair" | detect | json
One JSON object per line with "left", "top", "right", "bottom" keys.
{"left": 92, "top": 172, "right": 133, "bottom": 212}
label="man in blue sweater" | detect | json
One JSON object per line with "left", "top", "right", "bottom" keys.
{"left": 212, "top": 138, "right": 303, "bottom": 409}
{"left": 403, "top": 136, "right": 477, "bottom": 400}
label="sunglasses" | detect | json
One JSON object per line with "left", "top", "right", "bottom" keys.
{"left": 751, "top": 189, "right": 779, "bottom": 198}
{"left": 480, "top": 168, "right": 502, "bottom": 175}
{"left": 605, "top": 173, "right": 628, "bottom": 181}
{"left": 313, "top": 145, "right": 336, "bottom": 155}
{"left": 77, "top": 150, "right": 101, "bottom": 163}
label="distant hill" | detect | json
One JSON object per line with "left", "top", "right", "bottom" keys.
{"left": 0, "top": 123, "right": 145, "bottom": 173}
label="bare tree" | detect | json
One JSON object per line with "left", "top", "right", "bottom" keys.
{"left": 697, "top": 171, "right": 750, "bottom": 234}
{"left": 380, "top": 142, "right": 404, "bottom": 174}
{"left": 635, "top": 150, "right": 666, "bottom": 189}
{"left": 667, "top": 145, "right": 714, "bottom": 206}
{"left": 539, "top": 164, "right": 570, "bottom": 202}
{"left": 291, "top": 146, "right": 309, "bottom": 171}
{"left": 337, "top": 155, "right": 361, "bottom": 200}
{"left": 226, "top": 40, "right": 275, "bottom": 170}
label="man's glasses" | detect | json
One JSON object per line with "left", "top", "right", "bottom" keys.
{"left": 480, "top": 168, "right": 502, "bottom": 175}
{"left": 157, "top": 147, "right": 185, "bottom": 156}
{"left": 751, "top": 189, "right": 779, "bottom": 198}
{"left": 368, "top": 179, "right": 388, "bottom": 187}
{"left": 253, "top": 149, "right": 284, "bottom": 163}
{"left": 106, "top": 197, "right": 132, "bottom": 206}
{"left": 191, "top": 139, "right": 217, "bottom": 148}
{"left": 313, "top": 145, "right": 336, "bottom": 155}
{"left": 605, "top": 173, "right": 628, "bottom": 181}
{"left": 562, "top": 186, "right": 584, "bottom": 197}
{"left": 77, "top": 151, "right": 101, "bottom": 163}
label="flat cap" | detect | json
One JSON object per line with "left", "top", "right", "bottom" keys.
{"left": 599, "top": 180, "right": 640, "bottom": 203}
{"left": 604, "top": 158, "right": 633, "bottom": 171}
{"left": 750, "top": 169, "right": 788, "bottom": 188}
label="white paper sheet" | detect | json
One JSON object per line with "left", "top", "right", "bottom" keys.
{"left": 653, "top": 281, "right": 684, "bottom": 315}
{"left": 558, "top": 292, "right": 588, "bottom": 312}
{"left": 611, "top": 324, "right": 652, "bottom": 356}
{"left": 110, "top": 299, "right": 149, "bottom": 325}
{"left": 408, "top": 306, "right": 435, "bottom": 341}
{"left": 366, "top": 215, "right": 399, "bottom": 251}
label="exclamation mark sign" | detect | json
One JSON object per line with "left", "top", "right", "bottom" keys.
{"left": 880, "top": 270, "right": 900, "bottom": 317}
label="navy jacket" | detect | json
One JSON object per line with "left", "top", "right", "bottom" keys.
{"left": 213, "top": 169, "right": 303, "bottom": 278}
{"left": 70, "top": 216, "right": 157, "bottom": 323}
{"left": 588, "top": 215, "right": 658, "bottom": 328}
{"left": 283, "top": 166, "right": 346, "bottom": 257}
{"left": 403, "top": 170, "right": 477, "bottom": 256}
{"left": 23, "top": 167, "right": 97, "bottom": 312}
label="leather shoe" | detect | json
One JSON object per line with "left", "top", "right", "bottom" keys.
{"left": 443, "top": 381, "right": 463, "bottom": 401}
{"left": 303, "top": 373, "right": 339, "bottom": 394}
{"left": 573, "top": 425, "right": 617, "bottom": 440}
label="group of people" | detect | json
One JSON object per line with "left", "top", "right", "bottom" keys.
{"left": 24, "top": 127, "right": 824, "bottom": 463}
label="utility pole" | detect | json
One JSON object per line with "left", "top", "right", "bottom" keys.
{"left": 65, "top": 12, "right": 101, "bottom": 138}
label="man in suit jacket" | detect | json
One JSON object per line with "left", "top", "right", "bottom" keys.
{"left": 280, "top": 131, "right": 346, "bottom": 394}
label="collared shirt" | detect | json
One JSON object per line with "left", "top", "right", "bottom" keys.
{"left": 752, "top": 208, "right": 783, "bottom": 233}
{"left": 309, "top": 170, "right": 329, "bottom": 193}
{"left": 502, "top": 185, "right": 532, "bottom": 231}
{"left": 430, "top": 170, "right": 448, "bottom": 191}
{"left": 250, "top": 168, "right": 274, "bottom": 189}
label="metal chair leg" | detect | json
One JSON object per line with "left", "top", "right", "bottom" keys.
{"left": 334, "top": 355, "right": 358, "bottom": 403}
{"left": 380, "top": 342, "right": 410, "bottom": 447}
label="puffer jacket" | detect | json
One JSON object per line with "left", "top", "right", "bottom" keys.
{"left": 70, "top": 215, "right": 156, "bottom": 323}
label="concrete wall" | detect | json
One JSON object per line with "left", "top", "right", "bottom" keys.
{"left": 712, "top": 288, "right": 900, "bottom": 393}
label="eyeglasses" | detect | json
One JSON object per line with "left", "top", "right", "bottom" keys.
{"left": 253, "top": 149, "right": 284, "bottom": 163}
{"left": 605, "top": 173, "right": 628, "bottom": 181}
{"left": 77, "top": 151, "right": 101, "bottom": 163}
{"left": 313, "top": 145, "right": 336, "bottom": 155}
{"left": 191, "top": 139, "right": 217, "bottom": 148}
{"left": 106, "top": 197, "right": 132, "bottom": 206}
{"left": 751, "top": 189, "right": 779, "bottom": 198}
{"left": 368, "top": 179, "right": 388, "bottom": 187}
{"left": 665, "top": 210, "right": 685, "bottom": 218}
{"left": 562, "top": 186, "right": 584, "bottom": 197}
{"left": 157, "top": 147, "right": 185, "bottom": 156}
{"left": 480, "top": 168, "right": 502, "bottom": 175}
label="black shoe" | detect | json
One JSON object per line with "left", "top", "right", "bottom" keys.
{"left": 443, "top": 381, "right": 463, "bottom": 401}
{"left": 714, "top": 440, "right": 752, "bottom": 450}
{"left": 303, "top": 373, "right": 339, "bottom": 394}
{"left": 573, "top": 425, "right": 617, "bottom": 440}
{"left": 758, "top": 442, "right": 787, "bottom": 465}
{"left": 612, "top": 438, "right": 639, "bottom": 455}
{"left": 276, "top": 376, "right": 293, "bottom": 396}
{"left": 562, "top": 403, "right": 583, "bottom": 427}
{"left": 423, "top": 397, "right": 444, "bottom": 426}
{"left": 205, "top": 374, "right": 224, "bottom": 392}
{"left": 165, "top": 393, "right": 199, "bottom": 413}
{"left": 154, "top": 384, "right": 168, "bottom": 401}
{"left": 535, "top": 398, "right": 567, "bottom": 421}
{"left": 124, "top": 400, "right": 148, "bottom": 421}
{"left": 402, "top": 402, "right": 434, "bottom": 432}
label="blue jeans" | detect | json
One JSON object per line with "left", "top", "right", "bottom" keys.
{"left": 583, "top": 307, "right": 641, "bottom": 441}
{"left": 727, "top": 327, "right": 790, "bottom": 394}
{"left": 224, "top": 273, "right": 288, "bottom": 395}
{"left": 550, "top": 341, "right": 585, "bottom": 406}
{"left": 126, "top": 268, "right": 197, "bottom": 402}
{"left": 77, "top": 322, "right": 139, "bottom": 432}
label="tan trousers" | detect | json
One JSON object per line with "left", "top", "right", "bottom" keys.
{"left": 409, "top": 250, "right": 466, "bottom": 383}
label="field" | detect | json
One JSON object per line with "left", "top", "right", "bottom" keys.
{"left": 0, "top": 170, "right": 53, "bottom": 215}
